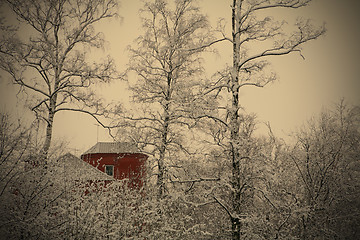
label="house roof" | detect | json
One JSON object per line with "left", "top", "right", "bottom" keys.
{"left": 82, "top": 142, "right": 138, "bottom": 155}
{"left": 50, "top": 153, "right": 114, "bottom": 181}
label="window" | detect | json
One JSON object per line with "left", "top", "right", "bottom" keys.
{"left": 105, "top": 165, "right": 114, "bottom": 176}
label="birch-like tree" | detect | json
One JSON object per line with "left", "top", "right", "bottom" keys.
{"left": 201, "top": 1, "right": 325, "bottom": 239}
{"left": 126, "top": 0, "right": 213, "bottom": 199}
{"left": 0, "top": 0, "right": 118, "bottom": 159}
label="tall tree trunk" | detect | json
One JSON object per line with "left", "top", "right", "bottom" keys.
{"left": 230, "top": 1, "right": 242, "bottom": 239}
{"left": 41, "top": 94, "right": 57, "bottom": 163}
{"left": 42, "top": 109, "right": 55, "bottom": 158}
{"left": 42, "top": 16, "right": 60, "bottom": 162}
{"left": 157, "top": 73, "right": 172, "bottom": 199}
{"left": 157, "top": 113, "right": 168, "bottom": 198}
{"left": 157, "top": 138, "right": 166, "bottom": 198}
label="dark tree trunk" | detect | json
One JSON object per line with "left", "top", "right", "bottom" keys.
{"left": 230, "top": 1, "right": 242, "bottom": 239}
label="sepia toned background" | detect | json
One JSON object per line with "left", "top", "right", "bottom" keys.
{"left": 1, "top": 0, "right": 359, "bottom": 155}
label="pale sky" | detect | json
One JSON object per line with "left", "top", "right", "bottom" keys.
{"left": 1, "top": 0, "right": 359, "bottom": 155}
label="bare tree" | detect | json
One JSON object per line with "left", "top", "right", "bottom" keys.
{"left": 200, "top": 1, "right": 325, "bottom": 239}
{"left": 0, "top": 0, "right": 118, "bottom": 159}
{"left": 290, "top": 102, "right": 360, "bottom": 239}
{"left": 125, "top": 0, "right": 213, "bottom": 199}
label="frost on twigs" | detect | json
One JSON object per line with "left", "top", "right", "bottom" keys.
{"left": 0, "top": 0, "right": 119, "bottom": 157}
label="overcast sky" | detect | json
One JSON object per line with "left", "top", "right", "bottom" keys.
{"left": 1, "top": 0, "right": 359, "bottom": 155}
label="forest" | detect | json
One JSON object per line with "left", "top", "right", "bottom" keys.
{"left": 0, "top": 0, "right": 359, "bottom": 239}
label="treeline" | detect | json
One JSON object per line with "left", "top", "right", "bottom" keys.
{"left": 1, "top": 102, "right": 359, "bottom": 239}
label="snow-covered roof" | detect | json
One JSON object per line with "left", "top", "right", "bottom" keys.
{"left": 82, "top": 142, "right": 138, "bottom": 155}
{"left": 50, "top": 153, "right": 114, "bottom": 181}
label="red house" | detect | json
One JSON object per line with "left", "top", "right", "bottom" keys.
{"left": 81, "top": 142, "right": 148, "bottom": 188}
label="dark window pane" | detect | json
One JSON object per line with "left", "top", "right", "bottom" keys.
{"left": 105, "top": 165, "right": 113, "bottom": 176}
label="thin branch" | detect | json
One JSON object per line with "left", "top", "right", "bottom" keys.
{"left": 170, "top": 177, "right": 220, "bottom": 184}
{"left": 54, "top": 108, "right": 118, "bottom": 139}
{"left": 184, "top": 37, "right": 231, "bottom": 52}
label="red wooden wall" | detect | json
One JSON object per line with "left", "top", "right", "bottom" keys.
{"left": 81, "top": 152, "right": 147, "bottom": 188}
